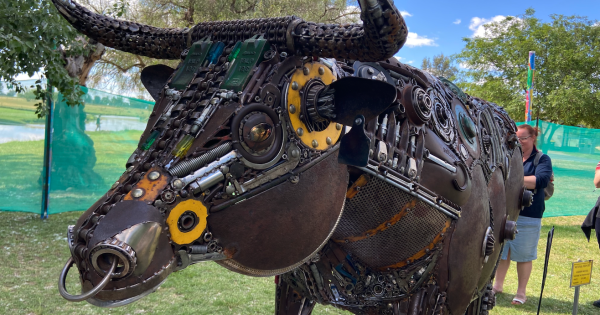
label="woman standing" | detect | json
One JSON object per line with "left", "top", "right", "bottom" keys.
{"left": 492, "top": 124, "right": 553, "bottom": 305}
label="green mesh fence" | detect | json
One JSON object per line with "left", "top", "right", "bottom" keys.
{"left": 0, "top": 80, "right": 153, "bottom": 214}
{"left": 0, "top": 80, "right": 598, "bottom": 217}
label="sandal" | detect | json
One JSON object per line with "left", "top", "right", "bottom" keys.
{"left": 511, "top": 295, "right": 527, "bottom": 305}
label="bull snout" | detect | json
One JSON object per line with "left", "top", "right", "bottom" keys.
{"left": 58, "top": 201, "right": 175, "bottom": 306}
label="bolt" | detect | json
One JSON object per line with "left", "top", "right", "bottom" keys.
{"left": 148, "top": 171, "right": 160, "bottom": 181}
{"left": 131, "top": 189, "right": 144, "bottom": 198}
{"left": 336, "top": 123, "right": 342, "bottom": 130}
{"left": 289, "top": 104, "right": 296, "bottom": 114}
{"left": 296, "top": 128, "right": 304, "bottom": 136}
{"left": 291, "top": 149, "right": 300, "bottom": 158}
{"left": 318, "top": 67, "right": 325, "bottom": 75}
{"left": 290, "top": 175, "right": 300, "bottom": 184}
{"left": 292, "top": 81, "right": 299, "bottom": 90}
{"left": 367, "top": 67, "right": 374, "bottom": 75}
{"left": 312, "top": 140, "right": 319, "bottom": 148}
{"left": 303, "top": 67, "right": 310, "bottom": 75}
{"left": 173, "top": 179, "right": 184, "bottom": 190}
{"left": 354, "top": 117, "right": 363, "bottom": 125}
{"left": 326, "top": 137, "right": 332, "bottom": 145}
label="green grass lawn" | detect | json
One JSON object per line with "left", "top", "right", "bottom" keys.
{"left": 0, "top": 213, "right": 598, "bottom": 315}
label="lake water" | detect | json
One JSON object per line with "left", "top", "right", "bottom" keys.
{"left": 0, "top": 115, "right": 147, "bottom": 144}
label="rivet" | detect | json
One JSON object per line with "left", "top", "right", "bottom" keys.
{"left": 336, "top": 123, "right": 342, "bottom": 130}
{"left": 289, "top": 104, "right": 296, "bottom": 114}
{"left": 318, "top": 67, "right": 325, "bottom": 75}
{"left": 148, "top": 171, "right": 160, "bottom": 181}
{"left": 173, "top": 179, "right": 184, "bottom": 190}
{"left": 111, "top": 182, "right": 119, "bottom": 190}
{"left": 326, "top": 137, "right": 332, "bottom": 145}
{"left": 296, "top": 128, "right": 304, "bottom": 136}
{"left": 303, "top": 67, "right": 310, "bottom": 75}
{"left": 292, "top": 81, "right": 299, "bottom": 90}
{"left": 312, "top": 140, "right": 318, "bottom": 148}
{"left": 131, "top": 189, "right": 144, "bottom": 198}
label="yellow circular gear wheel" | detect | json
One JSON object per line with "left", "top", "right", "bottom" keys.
{"left": 286, "top": 62, "right": 342, "bottom": 150}
{"left": 166, "top": 199, "right": 208, "bottom": 245}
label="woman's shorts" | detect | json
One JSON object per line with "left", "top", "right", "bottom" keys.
{"left": 501, "top": 215, "right": 542, "bottom": 262}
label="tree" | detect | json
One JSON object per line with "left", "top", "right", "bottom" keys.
{"left": 0, "top": 0, "right": 89, "bottom": 115}
{"left": 421, "top": 53, "right": 459, "bottom": 80}
{"left": 456, "top": 9, "right": 600, "bottom": 127}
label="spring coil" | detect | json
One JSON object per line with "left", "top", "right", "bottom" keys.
{"left": 189, "top": 244, "right": 208, "bottom": 254}
{"left": 169, "top": 142, "right": 232, "bottom": 177}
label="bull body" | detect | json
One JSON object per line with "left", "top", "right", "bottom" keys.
{"left": 53, "top": 0, "right": 528, "bottom": 314}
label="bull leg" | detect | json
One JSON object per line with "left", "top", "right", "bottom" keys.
{"left": 275, "top": 276, "right": 316, "bottom": 315}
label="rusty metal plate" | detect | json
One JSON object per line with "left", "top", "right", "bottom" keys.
{"left": 446, "top": 165, "right": 489, "bottom": 314}
{"left": 208, "top": 151, "right": 348, "bottom": 272}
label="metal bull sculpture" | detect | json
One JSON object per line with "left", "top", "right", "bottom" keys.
{"left": 53, "top": 0, "right": 532, "bottom": 313}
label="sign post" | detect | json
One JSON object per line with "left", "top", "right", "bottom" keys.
{"left": 570, "top": 260, "right": 593, "bottom": 315}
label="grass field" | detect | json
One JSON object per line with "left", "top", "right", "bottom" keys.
{"left": 0, "top": 212, "right": 598, "bottom": 315}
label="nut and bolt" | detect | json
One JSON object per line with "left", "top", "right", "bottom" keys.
{"left": 290, "top": 175, "right": 300, "bottom": 184}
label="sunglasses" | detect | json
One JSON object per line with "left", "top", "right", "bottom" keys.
{"left": 517, "top": 135, "right": 531, "bottom": 141}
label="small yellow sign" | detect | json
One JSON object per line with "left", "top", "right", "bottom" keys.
{"left": 570, "top": 260, "right": 593, "bottom": 287}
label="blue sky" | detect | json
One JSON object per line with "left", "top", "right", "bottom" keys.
{"left": 391, "top": 0, "right": 600, "bottom": 66}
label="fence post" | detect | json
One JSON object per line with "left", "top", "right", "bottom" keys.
{"left": 40, "top": 82, "right": 54, "bottom": 219}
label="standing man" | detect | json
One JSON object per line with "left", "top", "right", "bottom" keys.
{"left": 493, "top": 124, "right": 553, "bottom": 305}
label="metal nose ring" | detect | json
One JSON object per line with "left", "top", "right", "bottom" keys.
{"left": 58, "top": 256, "right": 117, "bottom": 302}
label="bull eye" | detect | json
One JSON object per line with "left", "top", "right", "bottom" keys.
{"left": 248, "top": 123, "right": 273, "bottom": 143}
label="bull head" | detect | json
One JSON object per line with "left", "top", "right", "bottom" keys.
{"left": 55, "top": 0, "right": 407, "bottom": 306}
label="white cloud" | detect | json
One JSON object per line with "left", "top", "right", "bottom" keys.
{"left": 469, "top": 15, "right": 508, "bottom": 38}
{"left": 404, "top": 32, "right": 436, "bottom": 47}
{"left": 453, "top": 19, "right": 461, "bottom": 25}
{"left": 400, "top": 11, "right": 412, "bottom": 17}
{"left": 393, "top": 56, "right": 414, "bottom": 65}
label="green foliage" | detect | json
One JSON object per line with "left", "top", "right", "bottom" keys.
{"left": 0, "top": 0, "right": 87, "bottom": 116}
{"left": 420, "top": 53, "right": 459, "bottom": 81}
{"left": 456, "top": 9, "right": 600, "bottom": 127}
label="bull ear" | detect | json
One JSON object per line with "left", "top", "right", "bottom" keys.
{"left": 141, "top": 65, "right": 175, "bottom": 101}
{"left": 338, "top": 115, "right": 370, "bottom": 167}
{"left": 323, "top": 77, "right": 397, "bottom": 126}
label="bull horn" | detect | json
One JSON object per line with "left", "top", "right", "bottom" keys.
{"left": 52, "top": 0, "right": 407, "bottom": 62}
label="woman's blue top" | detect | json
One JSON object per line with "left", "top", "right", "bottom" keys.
{"left": 520, "top": 146, "right": 553, "bottom": 218}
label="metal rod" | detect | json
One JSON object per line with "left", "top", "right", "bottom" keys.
{"left": 572, "top": 286, "right": 580, "bottom": 315}
{"left": 40, "top": 81, "right": 54, "bottom": 219}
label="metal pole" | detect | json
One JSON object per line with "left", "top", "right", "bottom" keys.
{"left": 537, "top": 226, "right": 554, "bottom": 315}
{"left": 40, "top": 81, "right": 54, "bottom": 219}
{"left": 572, "top": 286, "right": 580, "bottom": 315}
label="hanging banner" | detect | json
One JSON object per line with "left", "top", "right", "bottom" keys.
{"left": 525, "top": 51, "right": 535, "bottom": 122}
